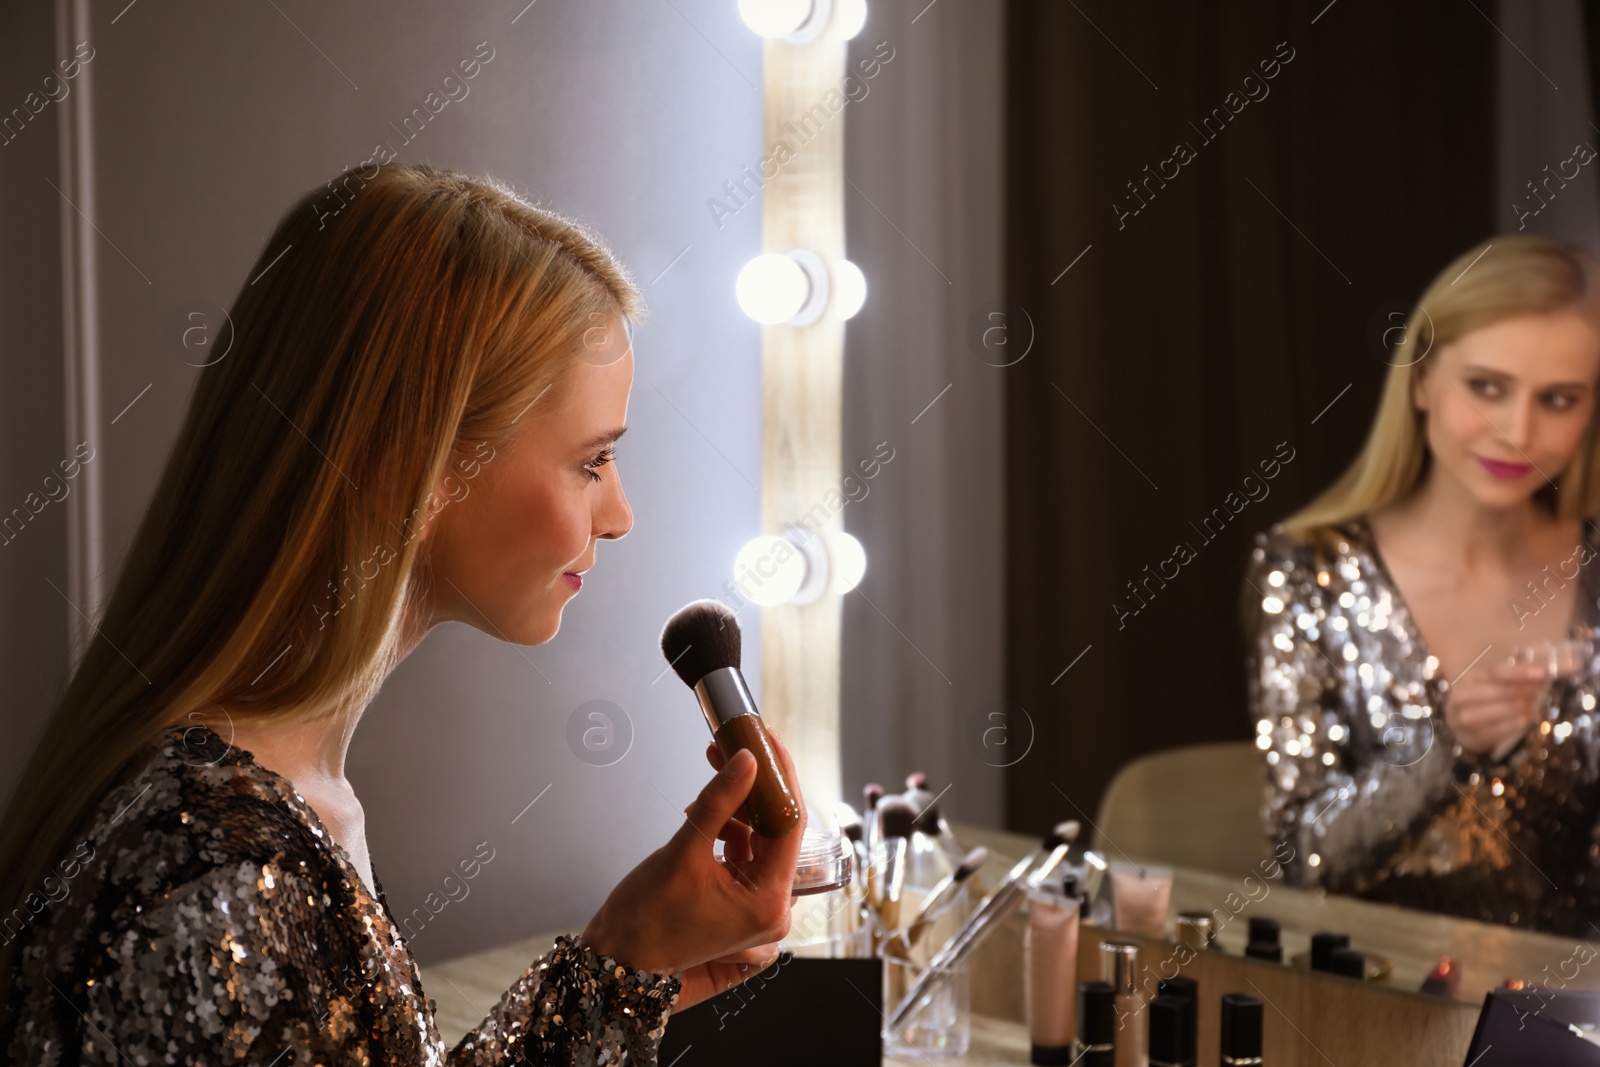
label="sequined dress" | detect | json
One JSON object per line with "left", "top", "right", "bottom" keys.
{"left": 1245, "top": 517, "right": 1600, "bottom": 937}
{"left": 0, "top": 725, "right": 681, "bottom": 1065}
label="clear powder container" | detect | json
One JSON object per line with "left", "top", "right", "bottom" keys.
{"left": 793, "top": 817, "right": 851, "bottom": 895}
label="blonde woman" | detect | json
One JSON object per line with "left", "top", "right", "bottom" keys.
{"left": 0, "top": 164, "right": 804, "bottom": 1064}
{"left": 1245, "top": 235, "right": 1600, "bottom": 936}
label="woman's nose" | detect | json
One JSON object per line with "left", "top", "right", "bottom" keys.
{"left": 1500, "top": 396, "right": 1536, "bottom": 451}
{"left": 597, "top": 474, "right": 633, "bottom": 541}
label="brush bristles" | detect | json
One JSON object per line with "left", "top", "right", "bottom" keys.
{"left": 834, "top": 802, "right": 862, "bottom": 842}
{"left": 1043, "top": 820, "right": 1081, "bottom": 851}
{"left": 906, "top": 771, "right": 928, "bottom": 790}
{"left": 877, "top": 798, "right": 916, "bottom": 840}
{"left": 910, "top": 795, "right": 941, "bottom": 835}
{"left": 955, "top": 847, "right": 988, "bottom": 879}
{"left": 659, "top": 599, "right": 742, "bottom": 688}
{"left": 864, "top": 784, "right": 884, "bottom": 809}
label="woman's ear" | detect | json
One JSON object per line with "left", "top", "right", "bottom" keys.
{"left": 1411, "top": 363, "right": 1431, "bottom": 413}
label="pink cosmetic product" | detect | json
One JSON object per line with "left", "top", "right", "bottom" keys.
{"left": 1109, "top": 860, "right": 1172, "bottom": 939}
{"left": 1025, "top": 875, "right": 1083, "bottom": 1065}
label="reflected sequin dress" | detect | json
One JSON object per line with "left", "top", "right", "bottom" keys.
{"left": 1245, "top": 517, "right": 1600, "bottom": 937}
{"left": 0, "top": 725, "right": 681, "bottom": 1065}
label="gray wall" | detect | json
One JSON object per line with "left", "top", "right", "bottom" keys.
{"left": 0, "top": 0, "right": 1004, "bottom": 966}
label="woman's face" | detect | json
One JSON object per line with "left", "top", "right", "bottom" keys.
{"left": 1413, "top": 308, "right": 1600, "bottom": 510}
{"left": 423, "top": 314, "right": 635, "bottom": 645}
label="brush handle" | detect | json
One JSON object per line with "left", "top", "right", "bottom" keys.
{"left": 713, "top": 713, "right": 801, "bottom": 838}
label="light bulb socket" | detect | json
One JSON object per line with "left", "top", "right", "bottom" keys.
{"left": 783, "top": 0, "right": 833, "bottom": 43}
{"left": 783, "top": 249, "right": 830, "bottom": 327}
{"left": 781, "top": 524, "right": 831, "bottom": 604}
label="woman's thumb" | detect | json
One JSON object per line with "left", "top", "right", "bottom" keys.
{"left": 678, "top": 748, "right": 756, "bottom": 841}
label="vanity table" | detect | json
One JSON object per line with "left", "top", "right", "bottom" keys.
{"left": 421, "top": 822, "right": 1598, "bottom": 1065}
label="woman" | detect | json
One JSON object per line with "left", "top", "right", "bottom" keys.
{"left": 1245, "top": 234, "right": 1600, "bottom": 937}
{"left": 0, "top": 163, "right": 804, "bottom": 1065}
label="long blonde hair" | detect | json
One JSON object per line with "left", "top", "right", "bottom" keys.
{"left": 0, "top": 163, "right": 643, "bottom": 997}
{"left": 1285, "top": 234, "right": 1600, "bottom": 537}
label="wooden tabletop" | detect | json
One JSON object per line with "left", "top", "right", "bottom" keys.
{"left": 420, "top": 820, "right": 1597, "bottom": 1064}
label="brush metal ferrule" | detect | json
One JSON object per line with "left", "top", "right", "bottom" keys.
{"left": 693, "top": 665, "right": 760, "bottom": 733}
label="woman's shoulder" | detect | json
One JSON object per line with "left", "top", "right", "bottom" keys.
{"left": 5, "top": 728, "right": 379, "bottom": 1065}
{"left": 1247, "top": 518, "right": 1366, "bottom": 582}
{"left": 103, "top": 725, "right": 341, "bottom": 871}
{"left": 19, "top": 726, "right": 352, "bottom": 953}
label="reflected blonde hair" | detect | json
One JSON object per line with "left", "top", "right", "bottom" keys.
{"left": 1285, "top": 235, "right": 1600, "bottom": 538}
{"left": 0, "top": 162, "right": 642, "bottom": 1001}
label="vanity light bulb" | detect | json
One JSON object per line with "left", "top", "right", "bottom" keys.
{"left": 834, "top": 0, "right": 867, "bottom": 39}
{"left": 736, "top": 253, "right": 811, "bottom": 325}
{"left": 735, "top": 534, "right": 808, "bottom": 606}
{"left": 832, "top": 532, "right": 867, "bottom": 593}
{"left": 737, "top": 0, "right": 814, "bottom": 38}
{"left": 834, "top": 259, "right": 867, "bottom": 319}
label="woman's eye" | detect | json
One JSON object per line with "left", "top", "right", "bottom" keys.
{"left": 582, "top": 446, "right": 615, "bottom": 483}
{"left": 1467, "top": 377, "right": 1503, "bottom": 399}
{"left": 1541, "top": 391, "right": 1578, "bottom": 412}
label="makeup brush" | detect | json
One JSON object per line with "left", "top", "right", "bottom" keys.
{"left": 904, "top": 776, "right": 966, "bottom": 870}
{"left": 660, "top": 600, "right": 801, "bottom": 838}
{"left": 834, "top": 802, "right": 868, "bottom": 939}
{"left": 888, "top": 821, "right": 1080, "bottom": 1032}
{"left": 863, "top": 783, "right": 884, "bottom": 850}
{"left": 862, "top": 783, "right": 884, "bottom": 905}
{"left": 882, "top": 846, "right": 988, "bottom": 960}
{"left": 875, "top": 798, "right": 915, "bottom": 923}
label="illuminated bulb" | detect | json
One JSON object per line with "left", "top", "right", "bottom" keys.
{"left": 738, "top": 0, "right": 814, "bottom": 37}
{"left": 737, "top": 250, "right": 829, "bottom": 326}
{"left": 736, "top": 254, "right": 809, "bottom": 325}
{"left": 834, "top": 259, "right": 867, "bottom": 319}
{"left": 734, "top": 535, "right": 807, "bottom": 606}
{"left": 834, "top": 0, "right": 867, "bottom": 38}
{"left": 832, "top": 532, "right": 866, "bottom": 592}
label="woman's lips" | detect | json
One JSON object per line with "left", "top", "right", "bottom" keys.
{"left": 563, "top": 572, "right": 583, "bottom": 592}
{"left": 1477, "top": 456, "right": 1534, "bottom": 480}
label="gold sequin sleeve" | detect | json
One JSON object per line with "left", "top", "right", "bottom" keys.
{"left": 1244, "top": 524, "right": 1459, "bottom": 892}
{"left": 447, "top": 935, "right": 681, "bottom": 1066}
{"left": 1, "top": 726, "right": 682, "bottom": 1066}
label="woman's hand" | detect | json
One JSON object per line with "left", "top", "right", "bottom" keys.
{"left": 1444, "top": 661, "right": 1548, "bottom": 760}
{"left": 580, "top": 727, "right": 807, "bottom": 1012}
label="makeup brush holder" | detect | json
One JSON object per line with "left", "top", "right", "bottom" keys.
{"left": 881, "top": 884, "right": 973, "bottom": 1059}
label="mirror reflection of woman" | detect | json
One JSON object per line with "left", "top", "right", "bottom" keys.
{"left": 1246, "top": 235, "right": 1600, "bottom": 936}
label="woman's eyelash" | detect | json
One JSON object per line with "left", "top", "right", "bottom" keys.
{"left": 583, "top": 446, "right": 615, "bottom": 483}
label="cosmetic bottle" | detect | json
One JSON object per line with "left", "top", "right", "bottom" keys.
{"left": 1329, "top": 947, "right": 1365, "bottom": 979}
{"left": 1309, "top": 932, "right": 1349, "bottom": 973}
{"left": 1101, "top": 940, "right": 1145, "bottom": 1067}
{"left": 1076, "top": 981, "right": 1116, "bottom": 1067}
{"left": 1220, "top": 993, "right": 1264, "bottom": 1065}
{"left": 1245, "top": 916, "right": 1282, "bottom": 963}
{"left": 1025, "top": 876, "right": 1081, "bottom": 1064}
{"left": 1174, "top": 911, "right": 1215, "bottom": 953}
{"left": 1148, "top": 995, "right": 1196, "bottom": 1067}
{"left": 1157, "top": 974, "right": 1198, "bottom": 1055}
{"left": 1108, "top": 861, "right": 1172, "bottom": 939}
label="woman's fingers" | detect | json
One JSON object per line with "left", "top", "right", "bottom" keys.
{"left": 718, "top": 815, "right": 754, "bottom": 863}
{"left": 674, "top": 748, "right": 756, "bottom": 853}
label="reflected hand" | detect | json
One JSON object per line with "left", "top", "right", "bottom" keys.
{"left": 1444, "top": 661, "right": 1547, "bottom": 760}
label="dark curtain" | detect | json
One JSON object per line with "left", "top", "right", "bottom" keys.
{"left": 1002, "top": 0, "right": 1495, "bottom": 834}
